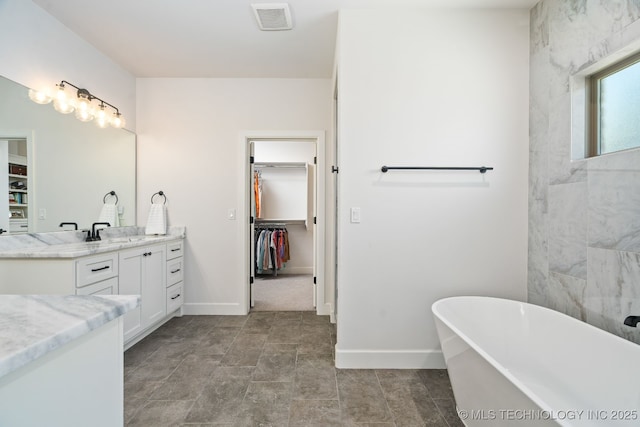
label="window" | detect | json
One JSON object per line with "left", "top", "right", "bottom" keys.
{"left": 588, "top": 52, "right": 640, "bottom": 156}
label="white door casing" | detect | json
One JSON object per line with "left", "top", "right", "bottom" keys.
{"left": 240, "top": 130, "right": 329, "bottom": 315}
{"left": 0, "top": 140, "right": 8, "bottom": 234}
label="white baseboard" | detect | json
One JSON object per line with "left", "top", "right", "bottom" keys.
{"left": 316, "top": 302, "right": 333, "bottom": 319}
{"left": 182, "top": 303, "right": 246, "bottom": 315}
{"left": 335, "top": 348, "right": 446, "bottom": 369}
{"left": 184, "top": 300, "right": 327, "bottom": 316}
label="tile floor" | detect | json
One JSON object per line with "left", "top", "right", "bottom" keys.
{"left": 124, "top": 312, "right": 463, "bottom": 426}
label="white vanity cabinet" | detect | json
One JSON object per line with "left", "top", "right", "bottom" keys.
{"left": 166, "top": 240, "right": 184, "bottom": 314}
{"left": 0, "top": 251, "right": 119, "bottom": 295}
{"left": 0, "top": 235, "right": 185, "bottom": 348}
{"left": 119, "top": 243, "right": 166, "bottom": 343}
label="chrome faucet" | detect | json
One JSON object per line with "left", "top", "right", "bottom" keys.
{"left": 87, "top": 222, "right": 111, "bottom": 241}
{"left": 623, "top": 316, "right": 640, "bottom": 327}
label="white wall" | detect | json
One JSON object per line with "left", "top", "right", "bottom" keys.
{"left": 136, "top": 78, "right": 331, "bottom": 314}
{"left": 0, "top": 0, "right": 136, "bottom": 129}
{"left": 335, "top": 9, "right": 530, "bottom": 368}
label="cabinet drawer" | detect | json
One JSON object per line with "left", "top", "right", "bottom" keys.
{"left": 166, "top": 241, "right": 183, "bottom": 260}
{"left": 76, "top": 277, "right": 118, "bottom": 295}
{"left": 166, "top": 282, "right": 183, "bottom": 313}
{"left": 76, "top": 253, "right": 118, "bottom": 288}
{"left": 9, "top": 220, "right": 28, "bottom": 233}
{"left": 166, "top": 257, "right": 183, "bottom": 286}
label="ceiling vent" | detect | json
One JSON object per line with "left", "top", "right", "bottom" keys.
{"left": 252, "top": 3, "right": 293, "bottom": 31}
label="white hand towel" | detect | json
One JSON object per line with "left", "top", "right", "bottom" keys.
{"left": 145, "top": 203, "right": 167, "bottom": 235}
{"left": 98, "top": 204, "right": 120, "bottom": 227}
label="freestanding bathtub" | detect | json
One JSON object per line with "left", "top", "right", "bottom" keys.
{"left": 432, "top": 296, "right": 640, "bottom": 426}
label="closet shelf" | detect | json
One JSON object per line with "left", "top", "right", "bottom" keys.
{"left": 254, "top": 162, "right": 306, "bottom": 169}
{"left": 255, "top": 218, "right": 306, "bottom": 225}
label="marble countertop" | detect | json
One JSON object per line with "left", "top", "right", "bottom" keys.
{"left": 0, "top": 226, "right": 185, "bottom": 258}
{"left": 0, "top": 294, "right": 139, "bottom": 379}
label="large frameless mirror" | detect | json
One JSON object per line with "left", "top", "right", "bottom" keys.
{"left": 0, "top": 75, "right": 136, "bottom": 234}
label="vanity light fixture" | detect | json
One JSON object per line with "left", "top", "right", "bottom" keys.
{"left": 28, "top": 80, "right": 126, "bottom": 129}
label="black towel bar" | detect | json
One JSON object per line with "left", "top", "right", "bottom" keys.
{"left": 381, "top": 166, "right": 493, "bottom": 173}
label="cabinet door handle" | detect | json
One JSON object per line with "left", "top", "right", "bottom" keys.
{"left": 171, "top": 268, "right": 181, "bottom": 274}
{"left": 91, "top": 265, "right": 110, "bottom": 272}
{"left": 171, "top": 294, "right": 181, "bottom": 300}
{"left": 171, "top": 248, "right": 180, "bottom": 252}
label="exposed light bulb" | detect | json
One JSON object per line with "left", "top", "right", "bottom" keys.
{"left": 53, "top": 98, "right": 75, "bottom": 114}
{"left": 53, "top": 84, "right": 75, "bottom": 114}
{"left": 75, "top": 107, "right": 94, "bottom": 122}
{"left": 110, "top": 111, "right": 126, "bottom": 129}
{"left": 76, "top": 94, "right": 91, "bottom": 110}
{"left": 94, "top": 104, "right": 110, "bottom": 128}
{"left": 54, "top": 84, "right": 67, "bottom": 102}
{"left": 28, "top": 88, "right": 52, "bottom": 104}
{"left": 74, "top": 92, "right": 94, "bottom": 122}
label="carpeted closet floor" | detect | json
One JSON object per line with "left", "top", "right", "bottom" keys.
{"left": 252, "top": 274, "right": 314, "bottom": 311}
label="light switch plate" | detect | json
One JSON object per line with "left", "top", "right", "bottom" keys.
{"left": 350, "top": 207, "right": 361, "bottom": 223}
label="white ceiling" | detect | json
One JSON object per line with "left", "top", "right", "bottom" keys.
{"left": 32, "top": 0, "right": 538, "bottom": 79}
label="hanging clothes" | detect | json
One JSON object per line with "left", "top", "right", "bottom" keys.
{"left": 255, "top": 225, "right": 290, "bottom": 275}
{"left": 253, "top": 171, "right": 263, "bottom": 219}
{"left": 256, "top": 229, "right": 266, "bottom": 273}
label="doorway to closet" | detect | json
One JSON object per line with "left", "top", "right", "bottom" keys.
{"left": 251, "top": 139, "right": 314, "bottom": 311}
{"left": 242, "top": 131, "right": 327, "bottom": 315}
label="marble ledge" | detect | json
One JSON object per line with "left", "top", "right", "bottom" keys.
{"left": 0, "top": 294, "right": 139, "bottom": 379}
{"left": 0, "top": 225, "right": 185, "bottom": 258}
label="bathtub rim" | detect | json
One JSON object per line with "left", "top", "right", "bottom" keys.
{"left": 431, "top": 295, "right": 640, "bottom": 416}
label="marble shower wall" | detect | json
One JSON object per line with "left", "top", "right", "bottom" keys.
{"left": 529, "top": 0, "right": 640, "bottom": 344}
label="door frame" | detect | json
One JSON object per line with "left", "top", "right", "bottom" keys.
{"left": 240, "top": 130, "right": 328, "bottom": 315}
{"left": 1, "top": 130, "right": 34, "bottom": 233}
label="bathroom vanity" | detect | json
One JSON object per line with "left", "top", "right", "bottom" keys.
{"left": 0, "top": 226, "right": 185, "bottom": 348}
{"left": 0, "top": 294, "right": 138, "bottom": 427}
